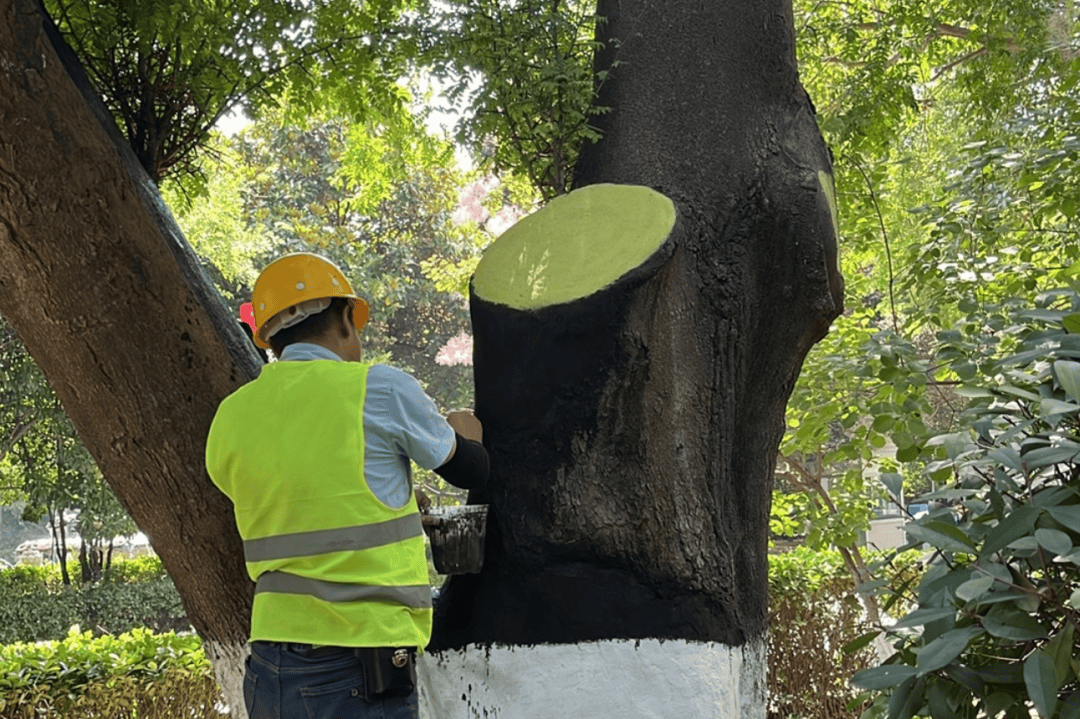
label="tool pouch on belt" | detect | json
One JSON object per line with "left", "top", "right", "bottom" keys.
{"left": 360, "top": 647, "right": 417, "bottom": 700}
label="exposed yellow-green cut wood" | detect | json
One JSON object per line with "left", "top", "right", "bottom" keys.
{"left": 473, "top": 184, "right": 676, "bottom": 310}
{"left": 818, "top": 171, "right": 839, "bottom": 238}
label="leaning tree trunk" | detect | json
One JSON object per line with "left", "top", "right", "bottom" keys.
{"left": 423, "top": 0, "right": 843, "bottom": 715}
{"left": 0, "top": 1, "right": 256, "bottom": 713}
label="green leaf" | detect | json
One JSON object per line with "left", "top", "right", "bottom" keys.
{"left": 996, "top": 383, "right": 1042, "bottom": 401}
{"left": 943, "top": 664, "right": 985, "bottom": 695}
{"left": 955, "top": 574, "right": 995, "bottom": 603}
{"left": 1040, "top": 398, "right": 1080, "bottom": 416}
{"left": 1009, "top": 536, "right": 1040, "bottom": 551}
{"left": 1025, "top": 649, "right": 1059, "bottom": 719}
{"left": 907, "top": 521, "right": 976, "bottom": 553}
{"left": 986, "top": 691, "right": 1016, "bottom": 717}
{"left": 1055, "top": 360, "right": 1080, "bottom": 402}
{"left": 896, "top": 445, "right": 920, "bottom": 462}
{"left": 981, "top": 507, "right": 1041, "bottom": 558}
{"left": 873, "top": 414, "right": 896, "bottom": 432}
{"left": 1023, "top": 446, "right": 1080, "bottom": 469}
{"left": 954, "top": 385, "right": 994, "bottom": 398}
{"left": 1035, "top": 528, "right": 1073, "bottom": 556}
{"left": 926, "top": 680, "right": 954, "bottom": 719}
{"left": 1045, "top": 624, "right": 1076, "bottom": 687}
{"left": 888, "top": 675, "right": 925, "bottom": 719}
{"left": 982, "top": 607, "right": 1048, "bottom": 641}
{"left": 1047, "top": 506, "right": 1080, "bottom": 534}
{"left": 842, "top": 630, "right": 882, "bottom": 655}
{"left": 977, "top": 663, "right": 1026, "bottom": 685}
{"left": 892, "top": 607, "right": 957, "bottom": 629}
{"left": 1062, "top": 692, "right": 1080, "bottom": 719}
{"left": 1057, "top": 549, "right": 1080, "bottom": 565}
{"left": 917, "top": 627, "right": 983, "bottom": 675}
{"left": 851, "top": 664, "right": 918, "bottom": 690}
{"left": 880, "top": 472, "right": 904, "bottom": 500}
{"left": 1032, "top": 487, "right": 1075, "bottom": 508}
{"left": 986, "top": 447, "right": 1023, "bottom": 472}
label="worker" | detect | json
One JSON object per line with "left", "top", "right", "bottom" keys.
{"left": 205, "top": 252, "right": 489, "bottom": 719}
{"left": 237, "top": 305, "right": 270, "bottom": 364}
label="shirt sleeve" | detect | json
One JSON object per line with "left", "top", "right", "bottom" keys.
{"left": 365, "top": 364, "right": 456, "bottom": 470}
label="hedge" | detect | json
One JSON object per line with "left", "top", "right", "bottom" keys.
{"left": 0, "top": 628, "right": 221, "bottom": 718}
{"left": 0, "top": 557, "right": 188, "bottom": 644}
{"left": 766, "top": 547, "right": 926, "bottom": 719}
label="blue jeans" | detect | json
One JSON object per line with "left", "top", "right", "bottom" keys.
{"left": 244, "top": 642, "right": 419, "bottom": 719}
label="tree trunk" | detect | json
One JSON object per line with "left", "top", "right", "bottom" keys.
{"left": 49, "top": 508, "right": 70, "bottom": 585}
{"left": 427, "top": 0, "right": 842, "bottom": 713}
{"left": 0, "top": 1, "right": 257, "bottom": 713}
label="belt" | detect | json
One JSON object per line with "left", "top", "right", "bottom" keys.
{"left": 258, "top": 641, "right": 415, "bottom": 661}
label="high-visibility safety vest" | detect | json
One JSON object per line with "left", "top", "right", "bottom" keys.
{"left": 205, "top": 360, "right": 432, "bottom": 649}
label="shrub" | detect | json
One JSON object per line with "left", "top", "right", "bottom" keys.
{"left": 768, "top": 546, "right": 878, "bottom": 719}
{"left": 0, "top": 628, "right": 221, "bottom": 719}
{"left": 852, "top": 290, "right": 1080, "bottom": 719}
{"left": 0, "top": 557, "right": 187, "bottom": 644}
{"left": 102, "top": 554, "right": 171, "bottom": 584}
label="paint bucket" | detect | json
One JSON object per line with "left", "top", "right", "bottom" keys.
{"left": 423, "top": 504, "right": 489, "bottom": 575}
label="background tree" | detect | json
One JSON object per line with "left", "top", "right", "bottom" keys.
{"left": 43, "top": 0, "right": 418, "bottom": 184}
{"left": 775, "top": 0, "right": 1079, "bottom": 556}
{"left": 0, "top": 320, "right": 135, "bottom": 583}
{"left": 414, "top": 0, "right": 603, "bottom": 198}
{"left": 165, "top": 110, "right": 514, "bottom": 504}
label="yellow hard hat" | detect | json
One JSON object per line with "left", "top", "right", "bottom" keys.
{"left": 250, "top": 253, "right": 369, "bottom": 349}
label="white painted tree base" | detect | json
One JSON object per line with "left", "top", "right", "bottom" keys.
{"left": 418, "top": 638, "right": 767, "bottom": 719}
{"left": 204, "top": 638, "right": 249, "bottom": 719}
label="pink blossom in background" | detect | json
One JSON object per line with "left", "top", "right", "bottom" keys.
{"left": 436, "top": 332, "right": 474, "bottom": 366}
{"left": 452, "top": 176, "right": 499, "bottom": 226}
{"left": 487, "top": 205, "right": 523, "bottom": 237}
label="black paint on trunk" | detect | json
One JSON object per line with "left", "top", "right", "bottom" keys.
{"left": 431, "top": 0, "right": 842, "bottom": 650}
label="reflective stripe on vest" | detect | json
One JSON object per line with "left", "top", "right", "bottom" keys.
{"left": 256, "top": 571, "right": 432, "bottom": 608}
{"left": 243, "top": 514, "right": 424, "bottom": 562}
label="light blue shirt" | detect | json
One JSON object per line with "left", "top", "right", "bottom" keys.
{"left": 277, "top": 343, "right": 456, "bottom": 508}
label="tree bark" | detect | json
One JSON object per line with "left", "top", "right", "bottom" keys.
{"left": 0, "top": 0, "right": 256, "bottom": 712}
{"left": 432, "top": 0, "right": 843, "bottom": 651}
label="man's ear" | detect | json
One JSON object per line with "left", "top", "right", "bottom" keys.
{"left": 339, "top": 302, "right": 354, "bottom": 339}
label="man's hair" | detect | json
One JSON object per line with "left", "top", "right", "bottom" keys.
{"left": 268, "top": 297, "right": 353, "bottom": 356}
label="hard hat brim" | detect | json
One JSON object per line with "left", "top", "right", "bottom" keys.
{"left": 252, "top": 297, "right": 369, "bottom": 351}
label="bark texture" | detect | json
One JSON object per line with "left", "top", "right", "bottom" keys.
{"left": 0, "top": 0, "right": 255, "bottom": 668}
{"left": 432, "top": 0, "right": 843, "bottom": 649}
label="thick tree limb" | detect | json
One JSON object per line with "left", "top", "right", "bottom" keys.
{"left": 1, "top": 0, "right": 257, "bottom": 651}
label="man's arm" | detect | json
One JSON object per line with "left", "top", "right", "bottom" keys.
{"left": 435, "top": 410, "right": 489, "bottom": 489}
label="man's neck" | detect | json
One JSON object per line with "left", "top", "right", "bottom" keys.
{"left": 278, "top": 343, "right": 343, "bottom": 362}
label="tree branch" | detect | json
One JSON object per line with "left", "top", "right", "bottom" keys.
{"left": 846, "top": 154, "right": 899, "bottom": 334}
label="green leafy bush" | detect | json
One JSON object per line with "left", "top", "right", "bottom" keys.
{"left": 0, "top": 555, "right": 166, "bottom": 590}
{"left": 0, "top": 557, "right": 186, "bottom": 644}
{"left": 0, "top": 563, "right": 69, "bottom": 590}
{"left": 0, "top": 628, "right": 220, "bottom": 718}
{"left": 101, "top": 554, "right": 170, "bottom": 583}
{"left": 852, "top": 289, "right": 1080, "bottom": 719}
